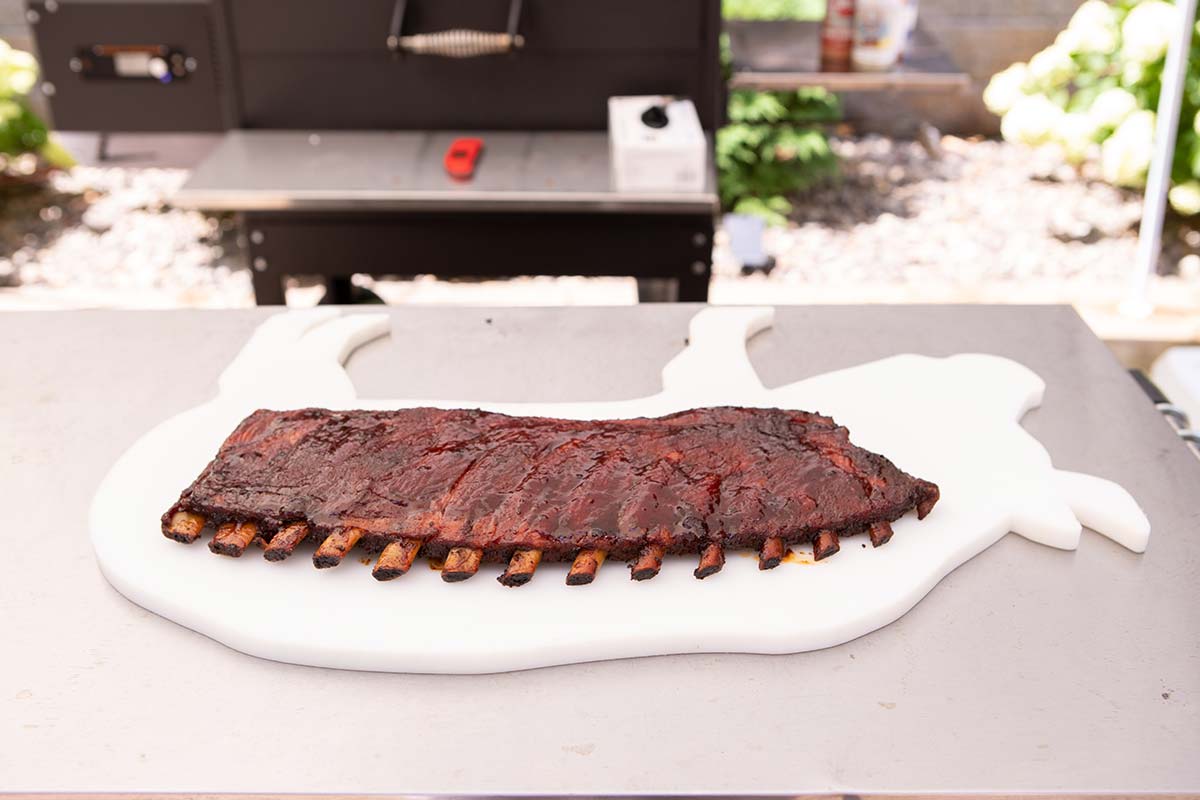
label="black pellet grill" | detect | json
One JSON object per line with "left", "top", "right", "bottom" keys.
{"left": 27, "top": 0, "right": 722, "bottom": 303}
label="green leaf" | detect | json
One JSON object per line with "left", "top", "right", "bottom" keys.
{"left": 722, "top": 0, "right": 825, "bottom": 21}
{"left": 38, "top": 135, "right": 75, "bottom": 169}
{"left": 1189, "top": 136, "right": 1200, "bottom": 181}
{"left": 0, "top": 98, "right": 48, "bottom": 157}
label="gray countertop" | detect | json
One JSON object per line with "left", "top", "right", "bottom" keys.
{"left": 2, "top": 304, "right": 1197, "bottom": 796}
{"left": 174, "top": 131, "right": 719, "bottom": 214}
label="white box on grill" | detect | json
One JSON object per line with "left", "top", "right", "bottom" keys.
{"left": 608, "top": 96, "right": 706, "bottom": 193}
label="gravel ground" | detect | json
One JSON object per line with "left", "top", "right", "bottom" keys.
{"left": 0, "top": 166, "right": 249, "bottom": 307}
{"left": 712, "top": 135, "right": 1200, "bottom": 286}
{"left": 2, "top": 136, "right": 1199, "bottom": 327}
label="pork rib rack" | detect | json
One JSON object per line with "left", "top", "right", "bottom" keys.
{"left": 162, "top": 407, "right": 939, "bottom": 586}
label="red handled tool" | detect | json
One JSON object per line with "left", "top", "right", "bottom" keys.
{"left": 444, "top": 137, "right": 484, "bottom": 180}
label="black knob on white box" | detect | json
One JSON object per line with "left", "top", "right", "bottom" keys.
{"left": 608, "top": 96, "right": 705, "bottom": 193}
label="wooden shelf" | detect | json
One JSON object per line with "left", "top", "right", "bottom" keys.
{"left": 726, "top": 19, "right": 970, "bottom": 93}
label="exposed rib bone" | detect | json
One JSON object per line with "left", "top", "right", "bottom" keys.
{"left": 209, "top": 521, "right": 258, "bottom": 557}
{"left": 917, "top": 484, "right": 940, "bottom": 519}
{"left": 373, "top": 538, "right": 421, "bottom": 581}
{"left": 567, "top": 549, "right": 606, "bottom": 585}
{"left": 498, "top": 549, "right": 542, "bottom": 587}
{"left": 759, "top": 537, "right": 785, "bottom": 570}
{"left": 694, "top": 542, "right": 725, "bottom": 579}
{"left": 813, "top": 529, "right": 840, "bottom": 560}
{"left": 313, "top": 527, "right": 363, "bottom": 568}
{"left": 264, "top": 522, "right": 310, "bottom": 562}
{"left": 868, "top": 520, "right": 894, "bottom": 548}
{"left": 442, "top": 547, "right": 482, "bottom": 582}
{"left": 630, "top": 544, "right": 666, "bottom": 581}
{"left": 164, "top": 511, "right": 206, "bottom": 543}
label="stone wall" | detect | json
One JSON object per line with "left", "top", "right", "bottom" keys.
{"left": 2, "top": 0, "right": 43, "bottom": 116}
{"left": 1, "top": 0, "right": 30, "bottom": 52}
{"left": 893, "top": 0, "right": 1080, "bottom": 134}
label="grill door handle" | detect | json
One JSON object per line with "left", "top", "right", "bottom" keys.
{"left": 387, "top": 0, "right": 525, "bottom": 58}
{"left": 389, "top": 29, "right": 524, "bottom": 58}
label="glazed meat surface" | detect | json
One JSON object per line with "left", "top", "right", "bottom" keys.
{"left": 163, "top": 407, "right": 939, "bottom": 584}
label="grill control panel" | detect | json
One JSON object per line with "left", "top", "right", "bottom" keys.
{"left": 28, "top": 0, "right": 230, "bottom": 131}
{"left": 71, "top": 44, "right": 195, "bottom": 83}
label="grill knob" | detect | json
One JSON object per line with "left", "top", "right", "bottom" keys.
{"left": 641, "top": 105, "right": 669, "bottom": 129}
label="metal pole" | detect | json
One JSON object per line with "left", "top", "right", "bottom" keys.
{"left": 1122, "top": 0, "right": 1198, "bottom": 318}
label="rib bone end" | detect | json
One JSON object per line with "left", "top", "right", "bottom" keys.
{"left": 630, "top": 544, "right": 665, "bottom": 581}
{"left": 813, "top": 530, "right": 840, "bottom": 561}
{"left": 209, "top": 521, "right": 258, "bottom": 557}
{"left": 758, "top": 537, "right": 785, "bottom": 570}
{"left": 567, "top": 549, "right": 606, "bottom": 586}
{"left": 264, "top": 522, "right": 310, "bottom": 562}
{"left": 694, "top": 542, "right": 725, "bottom": 579}
{"left": 868, "top": 520, "right": 894, "bottom": 548}
{"left": 498, "top": 549, "right": 542, "bottom": 587}
{"left": 442, "top": 547, "right": 482, "bottom": 582}
{"left": 373, "top": 538, "right": 421, "bottom": 581}
{"left": 313, "top": 527, "right": 363, "bottom": 569}
{"left": 916, "top": 482, "right": 940, "bottom": 519}
{"left": 164, "top": 511, "right": 206, "bottom": 543}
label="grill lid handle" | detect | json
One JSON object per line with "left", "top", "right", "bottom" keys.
{"left": 387, "top": 0, "right": 525, "bottom": 57}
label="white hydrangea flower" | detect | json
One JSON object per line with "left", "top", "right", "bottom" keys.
{"left": 983, "top": 62, "right": 1031, "bottom": 115}
{"left": 1001, "top": 94, "right": 1065, "bottom": 147}
{"left": 1100, "top": 109, "right": 1157, "bottom": 187}
{"left": 0, "top": 42, "right": 40, "bottom": 97}
{"left": 1054, "top": 112, "right": 1098, "bottom": 163}
{"left": 1194, "top": 109, "right": 1200, "bottom": 137}
{"left": 5, "top": 50, "right": 38, "bottom": 95}
{"left": 1088, "top": 87, "right": 1139, "bottom": 131}
{"left": 1070, "top": 0, "right": 1115, "bottom": 29}
{"left": 1056, "top": 27, "right": 1087, "bottom": 56}
{"left": 1027, "top": 43, "right": 1077, "bottom": 87}
{"left": 1078, "top": 23, "right": 1118, "bottom": 54}
{"left": 1121, "top": 1, "right": 1176, "bottom": 65}
{"left": 1063, "top": 0, "right": 1119, "bottom": 54}
{"left": 1122, "top": 59, "right": 1145, "bottom": 85}
{"left": 1169, "top": 182, "right": 1200, "bottom": 216}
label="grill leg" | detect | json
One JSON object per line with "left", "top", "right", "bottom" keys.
{"left": 678, "top": 224, "right": 713, "bottom": 302}
{"left": 678, "top": 265, "right": 710, "bottom": 302}
{"left": 250, "top": 266, "right": 286, "bottom": 305}
{"left": 244, "top": 213, "right": 286, "bottom": 305}
{"left": 326, "top": 277, "right": 356, "bottom": 304}
{"left": 320, "top": 277, "right": 386, "bottom": 305}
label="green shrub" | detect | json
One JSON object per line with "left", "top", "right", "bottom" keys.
{"left": 717, "top": 88, "right": 841, "bottom": 225}
{"left": 717, "top": 0, "right": 841, "bottom": 225}
{"left": 985, "top": 0, "right": 1199, "bottom": 213}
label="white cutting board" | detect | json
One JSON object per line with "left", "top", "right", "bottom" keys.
{"left": 90, "top": 307, "right": 1150, "bottom": 674}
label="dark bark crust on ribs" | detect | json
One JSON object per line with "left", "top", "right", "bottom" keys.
{"left": 162, "top": 406, "right": 939, "bottom": 578}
